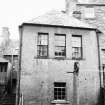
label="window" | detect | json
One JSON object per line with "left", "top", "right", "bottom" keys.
{"left": 0, "top": 63, "right": 7, "bottom": 72}
{"left": 101, "top": 49, "right": 105, "bottom": 58}
{"left": 54, "top": 82, "right": 66, "bottom": 100}
{"left": 84, "top": 7, "right": 95, "bottom": 19}
{"left": 72, "top": 35, "right": 82, "bottom": 59}
{"left": 102, "top": 49, "right": 105, "bottom": 53}
{"left": 37, "top": 33, "right": 48, "bottom": 57}
{"left": 55, "top": 34, "right": 66, "bottom": 57}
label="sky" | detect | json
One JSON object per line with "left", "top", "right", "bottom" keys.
{"left": 0, "top": 0, "right": 65, "bottom": 40}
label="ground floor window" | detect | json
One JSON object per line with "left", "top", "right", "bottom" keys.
{"left": 54, "top": 82, "right": 66, "bottom": 100}
{"left": 0, "top": 63, "right": 7, "bottom": 72}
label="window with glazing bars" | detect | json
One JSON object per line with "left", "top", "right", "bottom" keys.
{"left": 54, "top": 82, "right": 66, "bottom": 100}
{"left": 72, "top": 35, "right": 82, "bottom": 59}
{"left": 84, "top": 7, "right": 95, "bottom": 19}
{"left": 55, "top": 34, "right": 66, "bottom": 57}
{"left": 37, "top": 33, "right": 48, "bottom": 57}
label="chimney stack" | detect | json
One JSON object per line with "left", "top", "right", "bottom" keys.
{"left": 1, "top": 27, "right": 10, "bottom": 47}
{"left": 65, "top": 0, "right": 77, "bottom": 16}
{"left": 1, "top": 27, "right": 10, "bottom": 39}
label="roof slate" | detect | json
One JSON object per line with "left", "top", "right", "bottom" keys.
{"left": 26, "top": 10, "right": 95, "bottom": 29}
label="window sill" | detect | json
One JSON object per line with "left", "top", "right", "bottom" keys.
{"left": 51, "top": 100, "right": 70, "bottom": 104}
{"left": 34, "top": 56, "right": 48, "bottom": 59}
{"left": 34, "top": 57, "right": 85, "bottom": 60}
{"left": 54, "top": 57, "right": 66, "bottom": 60}
{"left": 72, "top": 58, "right": 85, "bottom": 60}
{"left": 84, "top": 17, "right": 96, "bottom": 20}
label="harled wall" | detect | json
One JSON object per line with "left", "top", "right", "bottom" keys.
{"left": 20, "top": 25, "right": 100, "bottom": 105}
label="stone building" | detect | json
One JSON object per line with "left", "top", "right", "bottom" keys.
{"left": 3, "top": 40, "right": 19, "bottom": 71}
{"left": 19, "top": 10, "right": 102, "bottom": 105}
{"left": 0, "top": 27, "right": 19, "bottom": 95}
{"left": 0, "top": 27, "right": 19, "bottom": 70}
{"left": 65, "top": 0, "right": 105, "bottom": 87}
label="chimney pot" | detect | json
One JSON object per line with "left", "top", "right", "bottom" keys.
{"left": 73, "top": 11, "right": 81, "bottom": 19}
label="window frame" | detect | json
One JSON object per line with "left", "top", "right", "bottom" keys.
{"left": 84, "top": 6, "right": 95, "bottom": 19}
{"left": 72, "top": 35, "right": 83, "bottom": 60}
{"left": 54, "top": 82, "right": 66, "bottom": 100}
{"left": 101, "top": 49, "right": 105, "bottom": 53}
{"left": 101, "top": 49, "right": 105, "bottom": 58}
{"left": 54, "top": 34, "right": 66, "bottom": 58}
{"left": 37, "top": 32, "right": 49, "bottom": 58}
{"left": 0, "top": 63, "right": 7, "bottom": 72}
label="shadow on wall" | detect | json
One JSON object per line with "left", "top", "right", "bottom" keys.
{"left": 79, "top": 87, "right": 104, "bottom": 105}
{"left": 97, "top": 87, "right": 104, "bottom": 105}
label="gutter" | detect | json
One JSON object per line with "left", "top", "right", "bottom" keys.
{"left": 20, "top": 23, "right": 97, "bottom": 31}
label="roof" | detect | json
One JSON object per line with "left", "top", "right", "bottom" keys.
{"left": 24, "top": 10, "right": 96, "bottom": 29}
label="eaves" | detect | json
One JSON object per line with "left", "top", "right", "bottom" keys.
{"left": 19, "top": 23, "right": 101, "bottom": 33}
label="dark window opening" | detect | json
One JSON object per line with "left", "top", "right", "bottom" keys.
{"left": 0, "top": 63, "right": 8, "bottom": 72}
{"left": 54, "top": 82, "right": 66, "bottom": 100}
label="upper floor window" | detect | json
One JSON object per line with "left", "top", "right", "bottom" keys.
{"left": 55, "top": 34, "right": 66, "bottom": 58}
{"left": 37, "top": 33, "right": 48, "bottom": 58}
{"left": 84, "top": 7, "right": 95, "bottom": 19}
{"left": 72, "top": 35, "right": 82, "bottom": 59}
{"left": 54, "top": 82, "right": 66, "bottom": 100}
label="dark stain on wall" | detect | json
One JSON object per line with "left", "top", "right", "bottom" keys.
{"left": 97, "top": 87, "right": 104, "bottom": 105}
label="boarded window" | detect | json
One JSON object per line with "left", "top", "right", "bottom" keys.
{"left": 55, "top": 34, "right": 66, "bottom": 57}
{"left": 84, "top": 7, "right": 95, "bottom": 19}
{"left": 37, "top": 33, "right": 48, "bottom": 57}
{"left": 54, "top": 82, "right": 66, "bottom": 100}
{"left": 72, "top": 35, "right": 82, "bottom": 59}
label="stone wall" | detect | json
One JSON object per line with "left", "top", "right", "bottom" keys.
{"left": 76, "top": 4, "right": 105, "bottom": 88}
{"left": 65, "top": 0, "right": 105, "bottom": 88}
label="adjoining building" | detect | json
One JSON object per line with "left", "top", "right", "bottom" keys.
{"left": 19, "top": 10, "right": 102, "bottom": 105}
{"left": 0, "top": 27, "right": 19, "bottom": 71}
{"left": 65, "top": 0, "right": 105, "bottom": 88}
{"left": 0, "top": 27, "right": 19, "bottom": 105}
